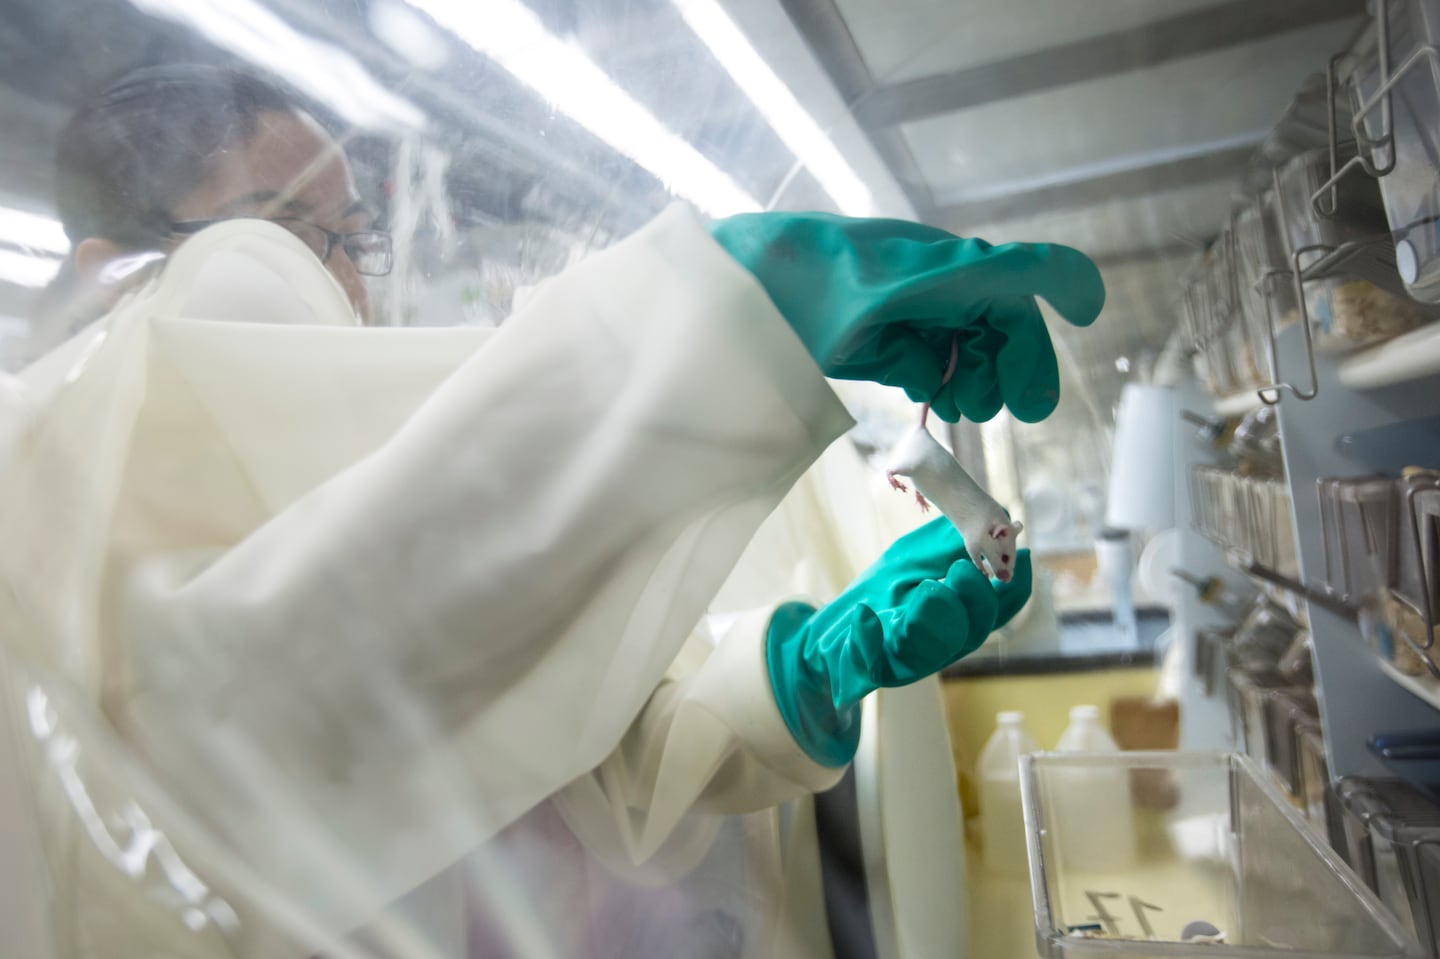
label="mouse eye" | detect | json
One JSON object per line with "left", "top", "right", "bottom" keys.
{"left": 1001, "top": 554, "right": 1011, "bottom": 563}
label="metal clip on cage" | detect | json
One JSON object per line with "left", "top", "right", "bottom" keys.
{"left": 1256, "top": 166, "right": 1323, "bottom": 406}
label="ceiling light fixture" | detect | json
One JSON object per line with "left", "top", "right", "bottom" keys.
{"left": 0, "top": 249, "right": 63, "bottom": 289}
{"left": 0, "top": 207, "right": 69, "bottom": 256}
{"left": 129, "top": 0, "right": 427, "bottom": 133}
{"left": 673, "top": 0, "right": 874, "bottom": 216}
{"left": 404, "top": 0, "right": 761, "bottom": 216}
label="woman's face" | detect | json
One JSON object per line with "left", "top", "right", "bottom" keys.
{"left": 169, "top": 108, "right": 373, "bottom": 322}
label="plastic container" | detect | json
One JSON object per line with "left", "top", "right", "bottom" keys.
{"left": 1228, "top": 669, "right": 1291, "bottom": 767}
{"left": 1184, "top": 243, "right": 1248, "bottom": 396}
{"left": 1349, "top": 1, "right": 1440, "bottom": 303}
{"left": 1258, "top": 479, "right": 1293, "bottom": 576}
{"left": 1230, "top": 600, "right": 1304, "bottom": 675}
{"left": 1336, "top": 777, "right": 1440, "bottom": 957}
{"left": 1240, "top": 476, "right": 1270, "bottom": 568}
{"left": 1211, "top": 225, "right": 1242, "bottom": 329}
{"left": 980, "top": 710, "right": 1042, "bottom": 877}
{"left": 1300, "top": 723, "right": 1335, "bottom": 827}
{"left": 1272, "top": 149, "right": 1429, "bottom": 349}
{"left": 1229, "top": 405, "right": 1284, "bottom": 479}
{"left": 1190, "top": 466, "right": 1225, "bottom": 546}
{"left": 1335, "top": 476, "right": 1402, "bottom": 602}
{"left": 1221, "top": 471, "right": 1245, "bottom": 552}
{"left": 1326, "top": 470, "right": 1434, "bottom": 677}
{"left": 1194, "top": 627, "right": 1233, "bottom": 698}
{"left": 1235, "top": 196, "right": 1299, "bottom": 388}
{"left": 1214, "top": 221, "right": 1261, "bottom": 390}
{"left": 1226, "top": 668, "right": 1248, "bottom": 750}
{"left": 1264, "top": 687, "right": 1320, "bottom": 801}
{"left": 1384, "top": 470, "right": 1440, "bottom": 677}
{"left": 1228, "top": 321, "right": 1261, "bottom": 392}
{"left": 1185, "top": 268, "right": 1238, "bottom": 396}
{"left": 1191, "top": 470, "right": 1297, "bottom": 575}
{"left": 1273, "top": 481, "right": 1301, "bottom": 580}
{"left": 1275, "top": 148, "right": 1390, "bottom": 254}
{"left": 1020, "top": 752, "right": 1419, "bottom": 955}
{"left": 1051, "top": 706, "right": 1138, "bottom": 873}
{"left": 1330, "top": 783, "right": 1358, "bottom": 866}
{"left": 1056, "top": 704, "right": 1120, "bottom": 753}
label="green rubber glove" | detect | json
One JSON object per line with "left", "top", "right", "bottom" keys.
{"left": 709, "top": 213, "right": 1104, "bottom": 423}
{"left": 766, "top": 518, "right": 1033, "bottom": 767}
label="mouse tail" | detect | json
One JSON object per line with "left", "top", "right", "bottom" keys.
{"left": 920, "top": 335, "right": 961, "bottom": 430}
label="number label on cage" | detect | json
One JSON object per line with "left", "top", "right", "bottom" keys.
{"left": 1083, "top": 891, "right": 1164, "bottom": 938}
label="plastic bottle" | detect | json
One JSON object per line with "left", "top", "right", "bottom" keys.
{"left": 1053, "top": 705, "right": 1137, "bottom": 872}
{"left": 978, "top": 711, "right": 1040, "bottom": 877}
{"left": 1056, "top": 704, "right": 1118, "bottom": 752}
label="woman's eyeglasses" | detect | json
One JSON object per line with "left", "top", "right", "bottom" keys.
{"left": 169, "top": 216, "right": 394, "bottom": 276}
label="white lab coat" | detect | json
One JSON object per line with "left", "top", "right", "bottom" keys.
{"left": 0, "top": 206, "right": 874, "bottom": 957}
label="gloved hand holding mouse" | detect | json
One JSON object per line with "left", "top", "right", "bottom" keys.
{"left": 709, "top": 212, "right": 1105, "bottom": 424}
{"left": 766, "top": 517, "right": 1032, "bottom": 766}
{"left": 710, "top": 211, "right": 1088, "bottom": 764}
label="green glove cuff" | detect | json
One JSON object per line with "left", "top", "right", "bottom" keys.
{"left": 764, "top": 536, "right": 1033, "bottom": 768}
{"left": 709, "top": 213, "right": 1104, "bottom": 424}
{"left": 766, "top": 600, "right": 863, "bottom": 768}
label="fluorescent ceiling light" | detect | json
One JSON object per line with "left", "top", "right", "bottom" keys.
{"left": 129, "top": 0, "right": 426, "bottom": 133}
{"left": 0, "top": 249, "right": 63, "bottom": 289}
{"left": 674, "top": 0, "right": 874, "bottom": 217}
{"left": 0, "top": 207, "right": 69, "bottom": 256}
{"left": 404, "top": 0, "right": 761, "bottom": 217}
{"left": 369, "top": 0, "right": 451, "bottom": 71}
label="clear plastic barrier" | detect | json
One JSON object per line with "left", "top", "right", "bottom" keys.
{"left": 0, "top": 1, "right": 1377, "bottom": 957}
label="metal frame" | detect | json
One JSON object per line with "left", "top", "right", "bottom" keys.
{"left": 776, "top": 0, "right": 939, "bottom": 220}
{"left": 936, "top": 142, "right": 1255, "bottom": 225}
{"left": 1312, "top": 0, "right": 1440, "bottom": 213}
{"left": 851, "top": 0, "right": 1364, "bottom": 127}
{"left": 1255, "top": 164, "right": 1329, "bottom": 405}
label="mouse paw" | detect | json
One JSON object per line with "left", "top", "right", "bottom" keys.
{"left": 886, "top": 471, "right": 908, "bottom": 493}
{"left": 915, "top": 491, "right": 931, "bottom": 512}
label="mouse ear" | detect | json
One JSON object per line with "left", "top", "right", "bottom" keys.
{"left": 1011, "top": 521, "right": 1025, "bottom": 534}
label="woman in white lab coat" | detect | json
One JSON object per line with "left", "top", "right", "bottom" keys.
{"left": 0, "top": 65, "right": 1101, "bottom": 957}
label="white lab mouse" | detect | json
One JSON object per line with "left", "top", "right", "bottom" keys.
{"left": 884, "top": 422, "right": 1023, "bottom": 583}
{"left": 882, "top": 337, "right": 1024, "bottom": 582}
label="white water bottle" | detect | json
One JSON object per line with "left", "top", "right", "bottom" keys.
{"left": 979, "top": 711, "right": 1040, "bottom": 877}
{"left": 1053, "top": 705, "right": 1137, "bottom": 871}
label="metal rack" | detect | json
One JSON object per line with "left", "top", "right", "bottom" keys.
{"left": 1158, "top": 0, "right": 1440, "bottom": 814}
{"left": 1182, "top": 0, "right": 1440, "bottom": 409}
{"left": 1231, "top": 325, "right": 1440, "bottom": 778}
{"left": 1311, "top": 0, "right": 1439, "bottom": 214}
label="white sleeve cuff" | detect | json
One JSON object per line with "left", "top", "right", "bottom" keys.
{"left": 691, "top": 607, "right": 846, "bottom": 794}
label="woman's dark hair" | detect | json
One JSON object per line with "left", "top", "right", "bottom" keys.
{"left": 23, "top": 64, "right": 301, "bottom": 356}
{"left": 55, "top": 63, "right": 298, "bottom": 248}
